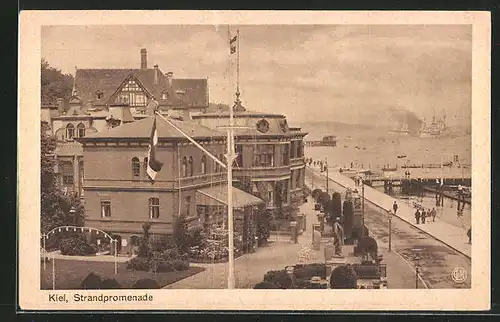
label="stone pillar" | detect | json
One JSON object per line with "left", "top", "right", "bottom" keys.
{"left": 312, "top": 224, "right": 321, "bottom": 251}
{"left": 318, "top": 213, "right": 325, "bottom": 233}
{"left": 290, "top": 221, "right": 298, "bottom": 244}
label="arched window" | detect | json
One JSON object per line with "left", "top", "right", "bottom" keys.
{"left": 201, "top": 156, "right": 207, "bottom": 174}
{"left": 66, "top": 123, "right": 75, "bottom": 140}
{"left": 132, "top": 157, "right": 140, "bottom": 178}
{"left": 77, "top": 123, "right": 86, "bottom": 138}
{"left": 149, "top": 197, "right": 160, "bottom": 219}
{"left": 188, "top": 157, "right": 194, "bottom": 176}
{"left": 182, "top": 157, "right": 188, "bottom": 177}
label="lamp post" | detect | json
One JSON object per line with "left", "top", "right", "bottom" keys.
{"left": 388, "top": 210, "right": 392, "bottom": 252}
{"left": 325, "top": 157, "right": 329, "bottom": 194}
{"left": 412, "top": 248, "right": 422, "bottom": 289}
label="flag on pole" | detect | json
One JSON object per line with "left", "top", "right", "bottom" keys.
{"left": 229, "top": 35, "right": 237, "bottom": 54}
{"left": 147, "top": 117, "right": 163, "bottom": 182}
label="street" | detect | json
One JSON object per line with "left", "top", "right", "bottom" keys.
{"left": 306, "top": 167, "right": 471, "bottom": 288}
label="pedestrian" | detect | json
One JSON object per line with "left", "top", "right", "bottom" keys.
{"left": 467, "top": 227, "right": 471, "bottom": 244}
{"left": 415, "top": 209, "right": 420, "bottom": 224}
{"left": 393, "top": 201, "right": 398, "bottom": 214}
{"left": 431, "top": 207, "right": 436, "bottom": 222}
{"left": 421, "top": 209, "right": 426, "bottom": 224}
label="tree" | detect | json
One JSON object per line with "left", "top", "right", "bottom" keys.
{"left": 331, "top": 193, "right": 342, "bottom": 220}
{"left": 173, "top": 216, "right": 190, "bottom": 253}
{"left": 40, "top": 122, "right": 84, "bottom": 234}
{"left": 41, "top": 58, "right": 74, "bottom": 106}
{"left": 138, "top": 222, "right": 152, "bottom": 258}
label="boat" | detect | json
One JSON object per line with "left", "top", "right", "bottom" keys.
{"left": 382, "top": 166, "right": 398, "bottom": 172}
{"left": 389, "top": 123, "right": 410, "bottom": 136}
{"left": 419, "top": 114, "right": 449, "bottom": 138}
{"left": 397, "top": 155, "right": 407, "bottom": 159}
{"left": 305, "top": 135, "right": 337, "bottom": 147}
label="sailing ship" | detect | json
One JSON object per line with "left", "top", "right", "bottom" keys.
{"left": 419, "top": 114, "right": 448, "bottom": 138}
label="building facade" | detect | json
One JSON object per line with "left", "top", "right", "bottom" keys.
{"left": 77, "top": 116, "right": 263, "bottom": 254}
{"left": 192, "top": 102, "right": 308, "bottom": 229}
{"left": 42, "top": 48, "right": 209, "bottom": 197}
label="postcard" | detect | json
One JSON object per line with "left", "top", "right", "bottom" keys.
{"left": 18, "top": 10, "right": 491, "bottom": 311}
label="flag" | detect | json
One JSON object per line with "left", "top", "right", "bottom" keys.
{"left": 147, "top": 117, "right": 164, "bottom": 182}
{"left": 229, "top": 35, "right": 237, "bottom": 54}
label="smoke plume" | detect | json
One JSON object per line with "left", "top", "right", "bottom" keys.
{"left": 388, "top": 106, "right": 423, "bottom": 134}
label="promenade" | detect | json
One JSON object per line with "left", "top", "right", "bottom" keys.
{"left": 307, "top": 167, "right": 471, "bottom": 258}
{"left": 166, "top": 198, "right": 420, "bottom": 289}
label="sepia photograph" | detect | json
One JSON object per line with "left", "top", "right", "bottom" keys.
{"left": 18, "top": 11, "right": 491, "bottom": 311}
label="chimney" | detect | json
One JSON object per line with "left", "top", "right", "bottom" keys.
{"left": 166, "top": 71, "right": 173, "bottom": 86}
{"left": 141, "top": 48, "right": 147, "bottom": 69}
{"left": 154, "top": 64, "right": 159, "bottom": 85}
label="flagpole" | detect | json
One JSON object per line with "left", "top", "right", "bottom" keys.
{"left": 236, "top": 29, "right": 240, "bottom": 95}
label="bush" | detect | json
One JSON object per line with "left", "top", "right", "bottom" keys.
{"left": 354, "top": 236, "right": 378, "bottom": 258}
{"left": 133, "top": 278, "right": 160, "bottom": 289}
{"left": 60, "top": 236, "right": 97, "bottom": 256}
{"left": 80, "top": 272, "right": 102, "bottom": 289}
{"left": 330, "top": 265, "right": 357, "bottom": 289}
{"left": 156, "top": 261, "right": 175, "bottom": 272}
{"left": 263, "top": 270, "right": 293, "bottom": 289}
{"left": 296, "top": 280, "right": 328, "bottom": 289}
{"left": 173, "top": 216, "right": 190, "bottom": 253}
{"left": 293, "top": 263, "right": 327, "bottom": 279}
{"left": 101, "top": 278, "right": 121, "bottom": 289}
{"left": 127, "top": 257, "right": 151, "bottom": 271}
{"left": 187, "top": 227, "right": 206, "bottom": 248}
{"left": 311, "top": 189, "right": 323, "bottom": 202}
{"left": 254, "top": 281, "right": 279, "bottom": 289}
{"left": 257, "top": 210, "right": 272, "bottom": 246}
{"left": 172, "top": 259, "right": 189, "bottom": 271}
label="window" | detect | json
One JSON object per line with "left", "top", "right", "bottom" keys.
{"left": 235, "top": 145, "right": 243, "bottom": 167}
{"left": 252, "top": 144, "right": 274, "bottom": 167}
{"left": 60, "top": 161, "right": 74, "bottom": 185}
{"left": 214, "top": 157, "right": 219, "bottom": 173}
{"left": 219, "top": 154, "right": 225, "bottom": 172}
{"left": 96, "top": 90, "right": 103, "bottom": 100}
{"left": 143, "top": 157, "right": 148, "bottom": 178}
{"left": 201, "top": 156, "right": 207, "bottom": 174}
{"left": 267, "top": 183, "right": 275, "bottom": 207}
{"left": 132, "top": 157, "right": 140, "bottom": 178}
{"left": 185, "top": 196, "right": 192, "bottom": 217}
{"left": 296, "top": 170, "right": 301, "bottom": 188}
{"left": 182, "top": 157, "right": 188, "bottom": 177}
{"left": 290, "top": 141, "right": 296, "bottom": 158}
{"left": 161, "top": 91, "right": 168, "bottom": 100}
{"left": 101, "top": 200, "right": 111, "bottom": 218}
{"left": 77, "top": 123, "right": 85, "bottom": 138}
{"left": 282, "top": 144, "right": 290, "bottom": 166}
{"left": 297, "top": 141, "right": 304, "bottom": 157}
{"left": 115, "top": 79, "right": 147, "bottom": 106}
{"left": 66, "top": 124, "right": 75, "bottom": 140}
{"left": 188, "top": 157, "right": 194, "bottom": 176}
{"left": 149, "top": 197, "right": 160, "bottom": 219}
{"left": 282, "top": 179, "right": 289, "bottom": 204}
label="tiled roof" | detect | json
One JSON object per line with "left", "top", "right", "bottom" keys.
{"left": 80, "top": 116, "right": 223, "bottom": 141}
{"left": 74, "top": 68, "right": 208, "bottom": 109}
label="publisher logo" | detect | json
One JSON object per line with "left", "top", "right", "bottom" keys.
{"left": 451, "top": 267, "right": 467, "bottom": 283}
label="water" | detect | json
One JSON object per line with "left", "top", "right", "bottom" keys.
{"left": 302, "top": 121, "right": 472, "bottom": 231}
{"left": 301, "top": 122, "right": 471, "bottom": 170}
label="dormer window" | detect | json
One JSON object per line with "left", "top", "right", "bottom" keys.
{"left": 96, "top": 90, "right": 103, "bottom": 100}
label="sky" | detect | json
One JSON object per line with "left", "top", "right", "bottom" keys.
{"left": 41, "top": 24, "right": 472, "bottom": 127}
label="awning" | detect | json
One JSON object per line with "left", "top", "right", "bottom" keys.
{"left": 196, "top": 185, "right": 264, "bottom": 209}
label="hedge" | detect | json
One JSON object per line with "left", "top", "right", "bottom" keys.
{"left": 133, "top": 278, "right": 160, "bottom": 289}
